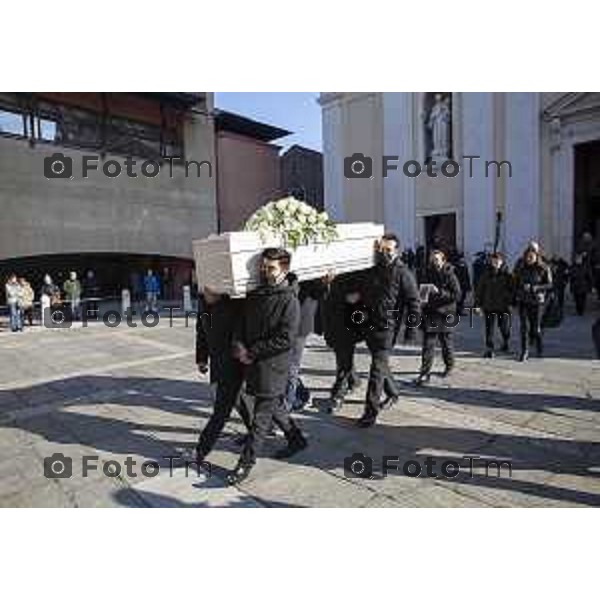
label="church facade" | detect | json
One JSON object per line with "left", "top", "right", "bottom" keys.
{"left": 320, "top": 92, "right": 600, "bottom": 263}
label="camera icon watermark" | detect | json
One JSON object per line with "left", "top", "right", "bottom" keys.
{"left": 344, "top": 153, "right": 373, "bottom": 179}
{"left": 344, "top": 453, "right": 373, "bottom": 478}
{"left": 43, "top": 453, "right": 73, "bottom": 478}
{"left": 44, "top": 152, "right": 73, "bottom": 179}
{"left": 43, "top": 306, "right": 73, "bottom": 329}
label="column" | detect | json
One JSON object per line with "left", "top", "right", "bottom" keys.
{"left": 462, "top": 92, "right": 496, "bottom": 260}
{"left": 322, "top": 100, "right": 345, "bottom": 221}
{"left": 382, "top": 92, "right": 416, "bottom": 249}
{"left": 504, "top": 92, "right": 541, "bottom": 263}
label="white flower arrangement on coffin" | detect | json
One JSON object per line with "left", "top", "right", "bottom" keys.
{"left": 244, "top": 196, "right": 338, "bottom": 250}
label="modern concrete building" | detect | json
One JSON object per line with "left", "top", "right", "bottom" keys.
{"left": 0, "top": 92, "right": 217, "bottom": 298}
{"left": 320, "top": 92, "right": 600, "bottom": 263}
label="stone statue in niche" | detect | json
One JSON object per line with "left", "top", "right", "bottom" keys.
{"left": 426, "top": 93, "right": 451, "bottom": 160}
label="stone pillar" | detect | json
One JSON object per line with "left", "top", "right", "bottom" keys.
{"left": 462, "top": 93, "right": 496, "bottom": 261}
{"left": 382, "top": 92, "right": 416, "bottom": 249}
{"left": 322, "top": 99, "right": 345, "bottom": 221}
{"left": 505, "top": 93, "right": 541, "bottom": 263}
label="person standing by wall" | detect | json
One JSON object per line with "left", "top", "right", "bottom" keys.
{"left": 63, "top": 271, "right": 82, "bottom": 321}
{"left": 5, "top": 274, "right": 23, "bottom": 333}
{"left": 19, "top": 277, "right": 34, "bottom": 327}
{"left": 143, "top": 269, "right": 160, "bottom": 312}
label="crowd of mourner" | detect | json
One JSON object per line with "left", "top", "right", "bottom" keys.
{"left": 3, "top": 232, "right": 600, "bottom": 484}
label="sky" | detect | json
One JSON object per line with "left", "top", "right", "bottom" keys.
{"left": 214, "top": 92, "right": 322, "bottom": 152}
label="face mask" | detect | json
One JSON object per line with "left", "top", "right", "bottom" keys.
{"left": 376, "top": 251, "right": 396, "bottom": 266}
{"left": 261, "top": 271, "right": 286, "bottom": 287}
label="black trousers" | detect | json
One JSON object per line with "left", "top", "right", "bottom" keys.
{"left": 592, "top": 317, "right": 600, "bottom": 359}
{"left": 574, "top": 293, "right": 587, "bottom": 316}
{"left": 519, "top": 304, "right": 543, "bottom": 353}
{"left": 364, "top": 333, "right": 399, "bottom": 417}
{"left": 421, "top": 331, "right": 455, "bottom": 375}
{"left": 331, "top": 342, "right": 358, "bottom": 399}
{"left": 484, "top": 310, "right": 511, "bottom": 349}
{"left": 240, "top": 394, "right": 302, "bottom": 466}
{"left": 196, "top": 374, "right": 250, "bottom": 460}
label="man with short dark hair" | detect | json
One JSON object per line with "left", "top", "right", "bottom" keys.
{"left": 354, "top": 233, "right": 420, "bottom": 428}
{"left": 227, "top": 247, "right": 307, "bottom": 485}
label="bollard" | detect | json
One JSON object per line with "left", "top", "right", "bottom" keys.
{"left": 122, "top": 289, "right": 131, "bottom": 315}
{"left": 183, "top": 285, "right": 192, "bottom": 313}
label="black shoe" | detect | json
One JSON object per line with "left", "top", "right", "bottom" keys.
{"left": 379, "top": 395, "right": 399, "bottom": 410}
{"left": 440, "top": 367, "right": 454, "bottom": 378}
{"left": 500, "top": 342, "right": 509, "bottom": 353}
{"left": 519, "top": 350, "right": 529, "bottom": 362}
{"left": 483, "top": 349, "right": 494, "bottom": 359}
{"left": 226, "top": 463, "right": 253, "bottom": 486}
{"left": 415, "top": 373, "right": 431, "bottom": 387}
{"left": 328, "top": 395, "right": 344, "bottom": 413}
{"left": 348, "top": 376, "right": 362, "bottom": 392}
{"left": 275, "top": 433, "right": 308, "bottom": 459}
{"left": 356, "top": 413, "right": 377, "bottom": 428}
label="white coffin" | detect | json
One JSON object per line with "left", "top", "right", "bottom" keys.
{"left": 192, "top": 222, "right": 384, "bottom": 297}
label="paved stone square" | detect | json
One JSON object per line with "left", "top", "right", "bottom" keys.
{"left": 0, "top": 307, "right": 599, "bottom": 507}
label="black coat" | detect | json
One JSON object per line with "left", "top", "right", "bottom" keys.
{"left": 321, "top": 269, "right": 369, "bottom": 349}
{"left": 514, "top": 261, "right": 553, "bottom": 306}
{"left": 233, "top": 275, "right": 300, "bottom": 397}
{"left": 421, "top": 264, "right": 461, "bottom": 333}
{"left": 360, "top": 258, "right": 420, "bottom": 345}
{"left": 196, "top": 296, "right": 244, "bottom": 384}
{"left": 475, "top": 264, "right": 514, "bottom": 313}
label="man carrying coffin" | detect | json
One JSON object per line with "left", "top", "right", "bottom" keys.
{"left": 353, "top": 233, "right": 420, "bottom": 428}
{"left": 227, "top": 247, "right": 308, "bottom": 485}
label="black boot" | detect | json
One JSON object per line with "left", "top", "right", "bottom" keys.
{"left": 415, "top": 373, "right": 431, "bottom": 387}
{"left": 500, "top": 341, "right": 509, "bottom": 353}
{"left": 483, "top": 349, "right": 494, "bottom": 359}
{"left": 441, "top": 365, "right": 454, "bottom": 378}
{"left": 226, "top": 462, "right": 253, "bottom": 486}
{"left": 356, "top": 412, "right": 377, "bottom": 428}
{"left": 518, "top": 349, "right": 529, "bottom": 362}
{"left": 379, "top": 394, "right": 399, "bottom": 410}
{"left": 275, "top": 430, "right": 308, "bottom": 459}
{"left": 536, "top": 337, "right": 543, "bottom": 357}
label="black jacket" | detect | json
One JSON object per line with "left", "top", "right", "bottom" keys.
{"left": 321, "top": 269, "right": 369, "bottom": 349}
{"left": 233, "top": 274, "right": 300, "bottom": 397}
{"left": 421, "top": 264, "right": 461, "bottom": 333}
{"left": 475, "top": 264, "right": 514, "bottom": 313}
{"left": 514, "top": 260, "right": 553, "bottom": 306}
{"left": 570, "top": 263, "right": 593, "bottom": 296}
{"left": 360, "top": 258, "right": 420, "bottom": 344}
{"left": 196, "top": 296, "right": 244, "bottom": 384}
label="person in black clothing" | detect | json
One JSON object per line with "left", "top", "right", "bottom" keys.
{"left": 194, "top": 289, "right": 251, "bottom": 463}
{"left": 550, "top": 256, "right": 569, "bottom": 315}
{"left": 474, "top": 252, "right": 514, "bottom": 358}
{"left": 592, "top": 317, "right": 600, "bottom": 359}
{"left": 570, "top": 253, "right": 593, "bottom": 316}
{"left": 227, "top": 248, "right": 307, "bottom": 485}
{"left": 321, "top": 270, "right": 365, "bottom": 410}
{"left": 284, "top": 278, "right": 325, "bottom": 411}
{"left": 453, "top": 253, "right": 471, "bottom": 316}
{"left": 416, "top": 249, "right": 461, "bottom": 385}
{"left": 513, "top": 245, "right": 553, "bottom": 361}
{"left": 353, "top": 234, "right": 420, "bottom": 428}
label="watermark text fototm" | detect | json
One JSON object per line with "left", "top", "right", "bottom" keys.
{"left": 344, "top": 153, "right": 512, "bottom": 179}
{"left": 44, "top": 152, "right": 212, "bottom": 180}
{"left": 43, "top": 453, "right": 210, "bottom": 479}
{"left": 344, "top": 453, "right": 512, "bottom": 479}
